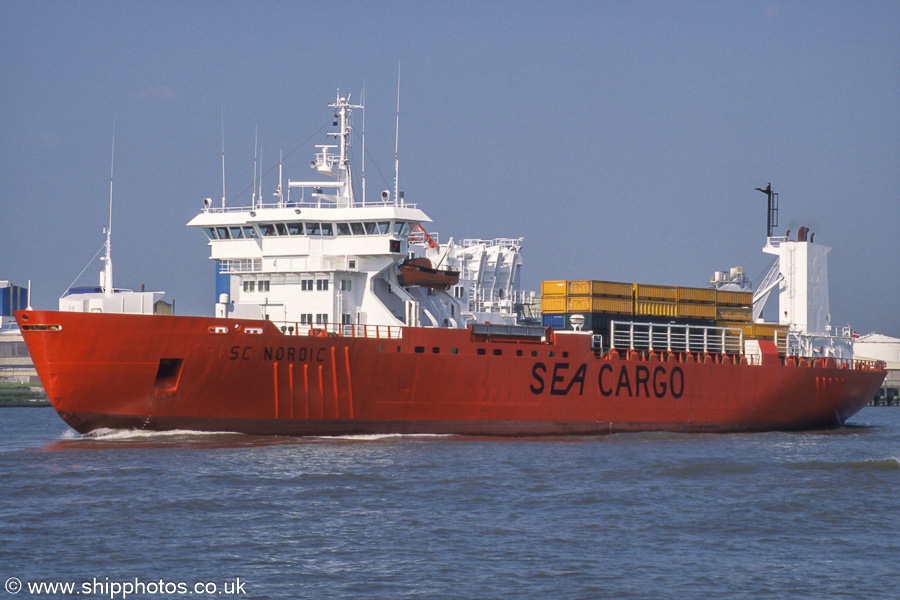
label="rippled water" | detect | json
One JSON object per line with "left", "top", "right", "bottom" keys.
{"left": 1, "top": 407, "right": 898, "bottom": 599}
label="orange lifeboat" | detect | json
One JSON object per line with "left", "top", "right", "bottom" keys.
{"left": 398, "top": 257, "right": 460, "bottom": 290}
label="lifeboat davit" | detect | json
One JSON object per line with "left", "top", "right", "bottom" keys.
{"left": 398, "top": 257, "right": 460, "bottom": 290}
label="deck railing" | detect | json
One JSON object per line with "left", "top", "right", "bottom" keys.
{"left": 202, "top": 199, "right": 418, "bottom": 213}
{"left": 611, "top": 321, "right": 744, "bottom": 355}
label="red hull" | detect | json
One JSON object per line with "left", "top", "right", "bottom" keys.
{"left": 16, "top": 310, "right": 886, "bottom": 436}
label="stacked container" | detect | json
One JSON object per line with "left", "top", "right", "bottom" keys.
{"left": 714, "top": 289, "right": 753, "bottom": 326}
{"left": 539, "top": 278, "right": 789, "bottom": 346}
{"left": 542, "top": 279, "right": 762, "bottom": 332}
{"left": 542, "top": 280, "right": 632, "bottom": 341}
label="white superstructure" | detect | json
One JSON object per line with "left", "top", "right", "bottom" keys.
{"left": 752, "top": 219, "right": 850, "bottom": 358}
{"left": 189, "top": 92, "right": 529, "bottom": 329}
{"left": 756, "top": 228, "right": 831, "bottom": 335}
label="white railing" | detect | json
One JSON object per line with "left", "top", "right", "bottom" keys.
{"left": 202, "top": 200, "right": 418, "bottom": 213}
{"left": 778, "top": 330, "right": 853, "bottom": 360}
{"left": 461, "top": 238, "right": 523, "bottom": 249}
{"left": 219, "top": 259, "right": 262, "bottom": 273}
{"left": 611, "top": 321, "right": 744, "bottom": 355}
{"left": 272, "top": 322, "right": 403, "bottom": 339}
{"left": 408, "top": 230, "right": 439, "bottom": 245}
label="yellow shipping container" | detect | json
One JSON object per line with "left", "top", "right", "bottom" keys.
{"left": 634, "top": 283, "right": 677, "bottom": 301}
{"left": 714, "top": 322, "right": 789, "bottom": 340}
{"left": 717, "top": 306, "right": 752, "bottom": 322}
{"left": 541, "top": 296, "right": 567, "bottom": 313}
{"left": 567, "top": 280, "right": 633, "bottom": 298}
{"left": 567, "top": 296, "right": 633, "bottom": 314}
{"left": 676, "top": 286, "right": 716, "bottom": 303}
{"left": 635, "top": 300, "right": 677, "bottom": 317}
{"left": 716, "top": 322, "right": 750, "bottom": 334}
{"left": 541, "top": 280, "right": 568, "bottom": 297}
{"left": 750, "top": 323, "right": 790, "bottom": 340}
{"left": 676, "top": 302, "right": 717, "bottom": 320}
{"left": 716, "top": 290, "right": 752, "bottom": 306}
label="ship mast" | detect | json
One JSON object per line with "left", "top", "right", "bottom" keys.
{"left": 326, "top": 92, "right": 363, "bottom": 207}
{"left": 393, "top": 65, "right": 401, "bottom": 206}
{"left": 755, "top": 182, "right": 779, "bottom": 239}
{"left": 101, "top": 126, "right": 115, "bottom": 296}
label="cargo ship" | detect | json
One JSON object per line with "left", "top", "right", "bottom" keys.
{"left": 16, "top": 93, "right": 886, "bottom": 436}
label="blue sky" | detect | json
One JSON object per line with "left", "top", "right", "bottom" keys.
{"left": 2, "top": 1, "right": 898, "bottom": 336}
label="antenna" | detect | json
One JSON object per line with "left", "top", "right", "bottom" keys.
{"left": 393, "top": 62, "right": 401, "bottom": 206}
{"left": 361, "top": 83, "right": 366, "bottom": 206}
{"left": 252, "top": 126, "right": 258, "bottom": 209}
{"left": 221, "top": 103, "right": 226, "bottom": 208}
{"left": 277, "top": 149, "right": 284, "bottom": 206}
{"left": 102, "top": 124, "right": 115, "bottom": 296}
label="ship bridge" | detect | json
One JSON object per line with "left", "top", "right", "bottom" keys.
{"left": 187, "top": 92, "right": 528, "bottom": 330}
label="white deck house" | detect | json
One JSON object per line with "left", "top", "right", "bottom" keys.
{"left": 188, "top": 93, "right": 532, "bottom": 331}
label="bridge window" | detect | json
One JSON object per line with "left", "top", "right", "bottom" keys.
{"left": 242, "top": 226, "right": 258, "bottom": 238}
{"left": 365, "top": 222, "right": 378, "bottom": 235}
{"left": 394, "top": 221, "right": 412, "bottom": 236}
{"left": 275, "top": 223, "right": 288, "bottom": 236}
{"left": 377, "top": 221, "right": 391, "bottom": 234}
{"left": 337, "top": 223, "right": 351, "bottom": 236}
{"left": 229, "top": 227, "right": 244, "bottom": 239}
{"left": 306, "top": 222, "right": 321, "bottom": 235}
{"left": 259, "top": 223, "right": 277, "bottom": 236}
{"left": 216, "top": 227, "right": 230, "bottom": 239}
{"left": 202, "top": 227, "right": 217, "bottom": 240}
{"left": 320, "top": 222, "right": 334, "bottom": 236}
{"left": 287, "top": 222, "right": 304, "bottom": 235}
{"left": 350, "top": 222, "right": 365, "bottom": 235}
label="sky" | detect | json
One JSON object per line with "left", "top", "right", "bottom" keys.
{"left": 1, "top": 1, "right": 898, "bottom": 336}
